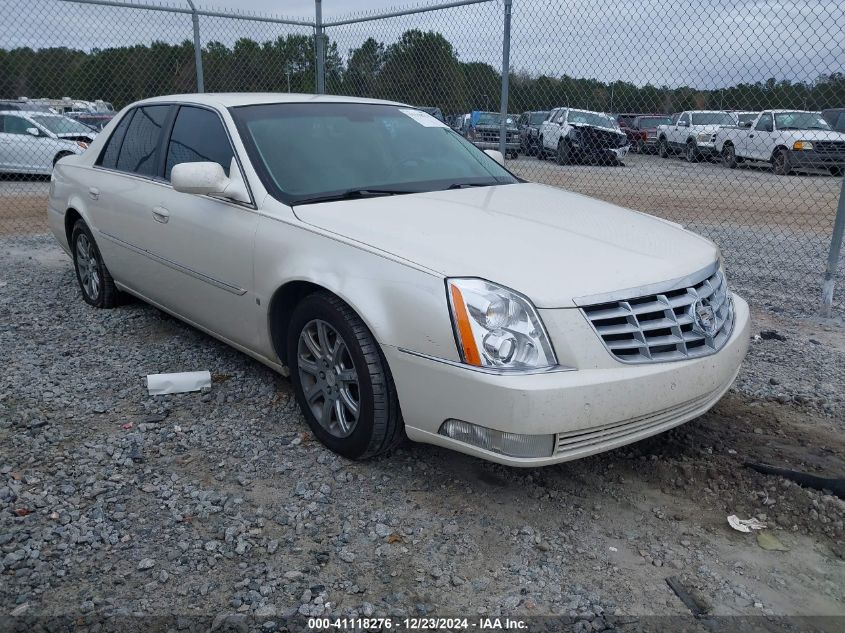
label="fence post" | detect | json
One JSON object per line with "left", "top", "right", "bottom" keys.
{"left": 498, "top": 0, "right": 512, "bottom": 157}
{"left": 821, "top": 177, "right": 845, "bottom": 317}
{"left": 314, "top": 0, "right": 326, "bottom": 94}
{"left": 186, "top": 0, "right": 204, "bottom": 92}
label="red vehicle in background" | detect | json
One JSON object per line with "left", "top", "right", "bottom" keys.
{"left": 625, "top": 114, "right": 675, "bottom": 153}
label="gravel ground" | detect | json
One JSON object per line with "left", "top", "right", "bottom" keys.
{"left": 2, "top": 236, "right": 845, "bottom": 632}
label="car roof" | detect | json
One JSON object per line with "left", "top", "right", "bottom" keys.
{"left": 136, "top": 92, "right": 407, "bottom": 109}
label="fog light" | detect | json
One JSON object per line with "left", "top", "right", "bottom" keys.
{"left": 439, "top": 419, "right": 555, "bottom": 458}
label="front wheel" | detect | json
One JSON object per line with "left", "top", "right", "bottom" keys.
{"left": 71, "top": 220, "right": 118, "bottom": 308}
{"left": 556, "top": 139, "right": 570, "bottom": 165}
{"left": 721, "top": 144, "right": 738, "bottom": 169}
{"left": 658, "top": 138, "right": 670, "bottom": 158}
{"left": 287, "top": 292, "right": 403, "bottom": 460}
{"left": 772, "top": 149, "right": 792, "bottom": 176}
{"left": 685, "top": 141, "right": 700, "bottom": 163}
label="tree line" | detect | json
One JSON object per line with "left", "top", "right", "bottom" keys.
{"left": 2, "top": 30, "right": 843, "bottom": 115}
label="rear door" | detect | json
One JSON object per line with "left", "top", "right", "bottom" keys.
{"left": 143, "top": 104, "right": 260, "bottom": 347}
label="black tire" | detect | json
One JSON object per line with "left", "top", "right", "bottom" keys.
{"left": 556, "top": 139, "right": 570, "bottom": 165}
{"left": 287, "top": 292, "right": 403, "bottom": 460}
{"left": 721, "top": 143, "right": 738, "bottom": 169}
{"left": 634, "top": 139, "right": 644, "bottom": 154}
{"left": 658, "top": 137, "right": 670, "bottom": 158}
{"left": 830, "top": 166, "right": 844, "bottom": 177}
{"left": 71, "top": 220, "right": 118, "bottom": 308}
{"left": 537, "top": 137, "right": 546, "bottom": 160}
{"left": 772, "top": 149, "right": 792, "bottom": 176}
{"left": 685, "top": 140, "right": 700, "bottom": 163}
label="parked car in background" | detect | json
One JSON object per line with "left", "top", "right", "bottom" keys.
{"left": 517, "top": 110, "right": 549, "bottom": 155}
{"left": 67, "top": 111, "right": 117, "bottom": 131}
{"left": 539, "top": 107, "right": 629, "bottom": 165}
{"left": 0, "top": 99, "right": 54, "bottom": 113}
{"left": 715, "top": 110, "right": 845, "bottom": 176}
{"left": 47, "top": 93, "right": 749, "bottom": 466}
{"left": 417, "top": 106, "right": 444, "bottom": 122}
{"left": 0, "top": 110, "right": 95, "bottom": 175}
{"left": 733, "top": 111, "right": 760, "bottom": 127}
{"left": 822, "top": 108, "right": 845, "bottom": 133}
{"left": 625, "top": 114, "right": 674, "bottom": 153}
{"left": 657, "top": 110, "right": 736, "bottom": 162}
{"left": 464, "top": 111, "right": 519, "bottom": 158}
{"left": 614, "top": 113, "right": 639, "bottom": 132}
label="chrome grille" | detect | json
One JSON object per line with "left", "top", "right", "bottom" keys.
{"left": 813, "top": 140, "right": 845, "bottom": 154}
{"left": 582, "top": 268, "right": 734, "bottom": 364}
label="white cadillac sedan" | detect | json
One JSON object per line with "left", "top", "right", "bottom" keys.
{"left": 48, "top": 94, "right": 750, "bottom": 466}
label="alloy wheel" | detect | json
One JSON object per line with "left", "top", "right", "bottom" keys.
{"left": 75, "top": 233, "right": 101, "bottom": 301}
{"left": 297, "top": 319, "right": 360, "bottom": 438}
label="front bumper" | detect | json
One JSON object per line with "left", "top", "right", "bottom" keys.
{"left": 472, "top": 140, "right": 520, "bottom": 151}
{"left": 788, "top": 149, "right": 845, "bottom": 169}
{"left": 385, "top": 293, "right": 750, "bottom": 467}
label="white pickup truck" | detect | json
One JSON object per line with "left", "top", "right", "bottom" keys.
{"left": 656, "top": 110, "right": 736, "bottom": 162}
{"left": 713, "top": 110, "right": 845, "bottom": 176}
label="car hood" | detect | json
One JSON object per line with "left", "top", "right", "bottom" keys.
{"left": 778, "top": 129, "right": 845, "bottom": 141}
{"left": 292, "top": 183, "right": 719, "bottom": 308}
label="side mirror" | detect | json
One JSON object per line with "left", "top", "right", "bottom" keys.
{"left": 484, "top": 149, "right": 505, "bottom": 165}
{"left": 678, "top": 120, "right": 688, "bottom": 127}
{"left": 26, "top": 127, "right": 40, "bottom": 137}
{"left": 742, "top": 121, "right": 753, "bottom": 128}
{"left": 171, "top": 158, "right": 250, "bottom": 203}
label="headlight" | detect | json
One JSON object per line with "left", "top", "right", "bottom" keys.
{"left": 446, "top": 278, "right": 557, "bottom": 371}
{"left": 76, "top": 141, "right": 88, "bottom": 150}
{"left": 793, "top": 140, "right": 813, "bottom": 151}
{"left": 696, "top": 132, "right": 712, "bottom": 142}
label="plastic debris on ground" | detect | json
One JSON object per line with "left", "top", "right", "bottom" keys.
{"left": 146, "top": 370, "right": 212, "bottom": 395}
{"left": 727, "top": 514, "right": 767, "bottom": 533}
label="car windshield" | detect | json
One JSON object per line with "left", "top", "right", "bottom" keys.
{"left": 638, "top": 116, "right": 673, "bottom": 127}
{"left": 567, "top": 110, "right": 618, "bottom": 129}
{"left": 231, "top": 103, "right": 518, "bottom": 205}
{"left": 690, "top": 112, "right": 735, "bottom": 126}
{"left": 774, "top": 112, "right": 831, "bottom": 131}
{"left": 529, "top": 111, "right": 549, "bottom": 124}
{"left": 31, "top": 115, "right": 93, "bottom": 135}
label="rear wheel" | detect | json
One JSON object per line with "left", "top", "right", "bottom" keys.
{"left": 721, "top": 144, "right": 738, "bottom": 169}
{"left": 658, "top": 137, "right": 670, "bottom": 158}
{"left": 287, "top": 292, "right": 403, "bottom": 460}
{"left": 772, "top": 149, "right": 792, "bottom": 176}
{"left": 71, "top": 220, "right": 118, "bottom": 308}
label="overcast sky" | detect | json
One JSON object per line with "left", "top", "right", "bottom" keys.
{"left": 5, "top": 0, "right": 845, "bottom": 89}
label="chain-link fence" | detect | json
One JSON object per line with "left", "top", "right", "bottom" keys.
{"left": 2, "top": 0, "right": 844, "bottom": 315}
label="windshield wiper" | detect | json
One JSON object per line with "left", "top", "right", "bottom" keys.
{"left": 445, "top": 182, "right": 498, "bottom": 190}
{"left": 292, "top": 188, "right": 414, "bottom": 206}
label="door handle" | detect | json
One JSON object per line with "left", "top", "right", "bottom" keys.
{"left": 152, "top": 206, "right": 170, "bottom": 224}
{"left": 749, "top": 134, "right": 755, "bottom": 138}
{"left": 88, "top": 187, "right": 99, "bottom": 200}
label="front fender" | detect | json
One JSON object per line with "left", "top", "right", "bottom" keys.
{"left": 253, "top": 211, "right": 459, "bottom": 366}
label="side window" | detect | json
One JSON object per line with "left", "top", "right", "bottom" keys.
{"left": 165, "top": 106, "right": 234, "bottom": 181}
{"left": 679, "top": 113, "right": 690, "bottom": 125}
{"left": 836, "top": 113, "right": 845, "bottom": 133}
{"left": 98, "top": 110, "right": 135, "bottom": 169}
{"left": 2, "top": 115, "right": 32, "bottom": 135}
{"left": 755, "top": 113, "right": 773, "bottom": 132}
{"left": 115, "top": 105, "right": 170, "bottom": 177}
{"left": 558, "top": 110, "right": 566, "bottom": 123}
{"left": 547, "top": 109, "right": 557, "bottom": 122}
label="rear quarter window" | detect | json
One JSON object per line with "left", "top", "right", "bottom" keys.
{"left": 114, "top": 105, "right": 170, "bottom": 177}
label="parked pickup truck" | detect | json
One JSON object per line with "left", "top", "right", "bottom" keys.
{"left": 538, "top": 108, "right": 628, "bottom": 165}
{"left": 656, "top": 110, "right": 736, "bottom": 162}
{"left": 714, "top": 110, "right": 845, "bottom": 176}
{"left": 464, "top": 111, "right": 519, "bottom": 158}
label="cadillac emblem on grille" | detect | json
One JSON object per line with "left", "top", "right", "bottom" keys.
{"left": 693, "top": 297, "right": 717, "bottom": 336}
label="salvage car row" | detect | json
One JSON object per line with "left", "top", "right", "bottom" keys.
{"left": 444, "top": 106, "right": 845, "bottom": 175}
